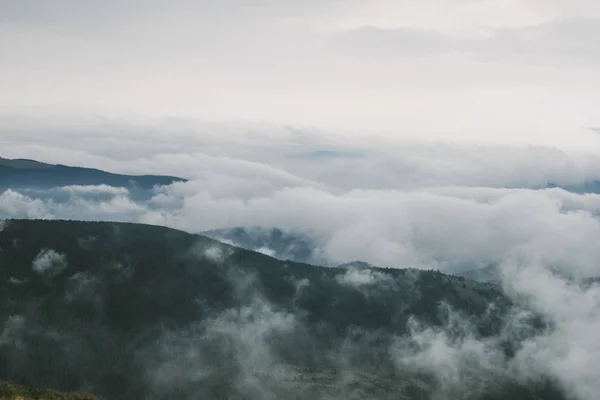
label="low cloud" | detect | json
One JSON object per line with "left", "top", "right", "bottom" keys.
{"left": 59, "top": 184, "right": 130, "bottom": 196}
{"left": 2, "top": 119, "right": 600, "bottom": 399}
{"left": 4, "top": 133, "right": 600, "bottom": 280}
{"left": 32, "top": 249, "right": 67, "bottom": 278}
{"left": 336, "top": 268, "right": 390, "bottom": 287}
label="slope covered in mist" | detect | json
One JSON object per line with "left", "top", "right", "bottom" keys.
{"left": 202, "top": 226, "right": 322, "bottom": 264}
{"left": 0, "top": 219, "right": 564, "bottom": 399}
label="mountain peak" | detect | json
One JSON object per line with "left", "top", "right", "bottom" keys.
{"left": 0, "top": 157, "right": 55, "bottom": 170}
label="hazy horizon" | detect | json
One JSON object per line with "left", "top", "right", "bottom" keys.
{"left": 2, "top": 0, "right": 600, "bottom": 148}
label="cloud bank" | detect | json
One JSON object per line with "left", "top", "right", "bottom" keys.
{"left": 3, "top": 123, "right": 600, "bottom": 278}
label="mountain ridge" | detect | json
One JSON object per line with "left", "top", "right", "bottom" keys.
{"left": 0, "top": 157, "right": 186, "bottom": 191}
{"left": 0, "top": 219, "right": 562, "bottom": 399}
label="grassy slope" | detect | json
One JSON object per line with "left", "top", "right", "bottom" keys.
{"left": 0, "top": 381, "right": 101, "bottom": 400}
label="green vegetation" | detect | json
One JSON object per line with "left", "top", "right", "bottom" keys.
{"left": 0, "top": 219, "right": 562, "bottom": 399}
{"left": 0, "top": 381, "right": 101, "bottom": 400}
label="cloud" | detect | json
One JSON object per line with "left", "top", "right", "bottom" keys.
{"left": 4, "top": 125, "right": 600, "bottom": 279}
{"left": 499, "top": 260, "right": 600, "bottom": 400}
{"left": 0, "top": 187, "right": 146, "bottom": 221}
{"left": 334, "top": 17, "right": 600, "bottom": 67}
{"left": 2, "top": 112, "right": 600, "bottom": 398}
{"left": 141, "top": 279, "right": 301, "bottom": 399}
{"left": 6, "top": 172, "right": 600, "bottom": 285}
{"left": 137, "top": 184, "right": 600, "bottom": 280}
{"left": 474, "top": 18, "right": 600, "bottom": 67}
{"left": 189, "top": 241, "right": 234, "bottom": 265}
{"left": 336, "top": 268, "right": 390, "bottom": 287}
{"left": 0, "top": 190, "right": 52, "bottom": 219}
{"left": 255, "top": 246, "right": 277, "bottom": 257}
{"left": 392, "top": 310, "right": 509, "bottom": 398}
{"left": 32, "top": 249, "right": 68, "bottom": 278}
{"left": 333, "top": 26, "right": 453, "bottom": 58}
{"left": 2, "top": 1, "right": 600, "bottom": 135}
{"left": 59, "top": 185, "right": 130, "bottom": 196}
{"left": 4, "top": 115, "right": 600, "bottom": 185}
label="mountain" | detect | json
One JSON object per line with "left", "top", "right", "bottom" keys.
{"left": 0, "top": 219, "right": 563, "bottom": 399}
{"left": 0, "top": 157, "right": 185, "bottom": 191}
{"left": 454, "top": 264, "right": 501, "bottom": 283}
{"left": 0, "top": 380, "right": 101, "bottom": 399}
{"left": 546, "top": 181, "right": 600, "bottom": 194}
{"left": 336, "top": 261, "right": 375, "bottom": 269}
{"left": 204, "top": 228, "right": 504, "bottom": 284}
{"left": 202, "top": 226, "right": 323, "bottom": 265}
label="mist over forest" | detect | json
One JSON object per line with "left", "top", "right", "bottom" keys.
{"left": 2, "top": 129, "right": 600, "bottom": 399}
{"left": 2, "top": 0, "right": 600, "bottom": 398}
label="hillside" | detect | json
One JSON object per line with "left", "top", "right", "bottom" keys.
{"left": 0, "top": 219, "right": 563, "bottom": 399}
{"left": 202, "top": 226, "right": 321, "bottom": 264}
{"left": 0, "top": 157, "right": 185, "bottom": 190}
{"left": 0, "top": 381, "right": 101, "bottom": 400}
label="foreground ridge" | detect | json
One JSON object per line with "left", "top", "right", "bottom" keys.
{"left": 0, "top": 381, "right": 101, "bottom": 400}
{"left": 0, "top": 219, "right": 563, "bottom": 400}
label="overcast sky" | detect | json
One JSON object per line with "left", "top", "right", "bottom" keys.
{"left": 1, "top": 0, "right": 600, "bottom": 147}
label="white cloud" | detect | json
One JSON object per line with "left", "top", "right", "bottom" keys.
{"left": 0, "top": 190, "right": 54, "bottom": 219}
{"left": 190, "top": 242, "right": 234, "bottom": 264}
{"left": 32, "top": 249, "right": 68, "bottom": 278}
{"left": 59, "top": 185, "right": 130, "bottom": 196}
{"left": 335, "top": 17, "right": 600, "bottom": 67}
{"left": 5, "top": 128, "right": 600, "bottom": 280}
{"left": 0, "top": 187, "right": 146, "bottom": 221}
{"left": 393, "top": 313, "right": 508, "bottom": 398}
{"left": 499, "top": 260, "right": 600, "bottom": 399}
{"left": 336, "top": 268, "right": 390, "bottom": 287}
{"left": 1, "top": 1, "right": 600, "bottom": 137}
{"left": 137, "top": 183, "right": 600, "bottom": 280}
{"left": 255, "top": 246, "right": 277, "bottom": 257}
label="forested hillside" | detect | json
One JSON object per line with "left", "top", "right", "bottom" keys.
{"left": 0, "top": 219, "right": 563, "bottom": 399}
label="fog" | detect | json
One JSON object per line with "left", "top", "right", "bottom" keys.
{"left": 3, "top": 121, "right": 600, "bottom": 276}
{"left": 1, "top": 119, "right": 600, "bottom": 397}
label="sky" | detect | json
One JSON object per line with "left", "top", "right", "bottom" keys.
{"left": 1, "top": 0, "right": 600, "bottom": 147}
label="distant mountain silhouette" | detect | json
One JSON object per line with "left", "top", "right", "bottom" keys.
{"left": 0, "top": 157, "right": 185, "bottom": 191}
{"left": 546, "top": 181, "right": 600, "bottom": 194}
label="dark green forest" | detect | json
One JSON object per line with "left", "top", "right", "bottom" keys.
{"left": 0, "top": 219, "right": 565, "bottom": 399}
